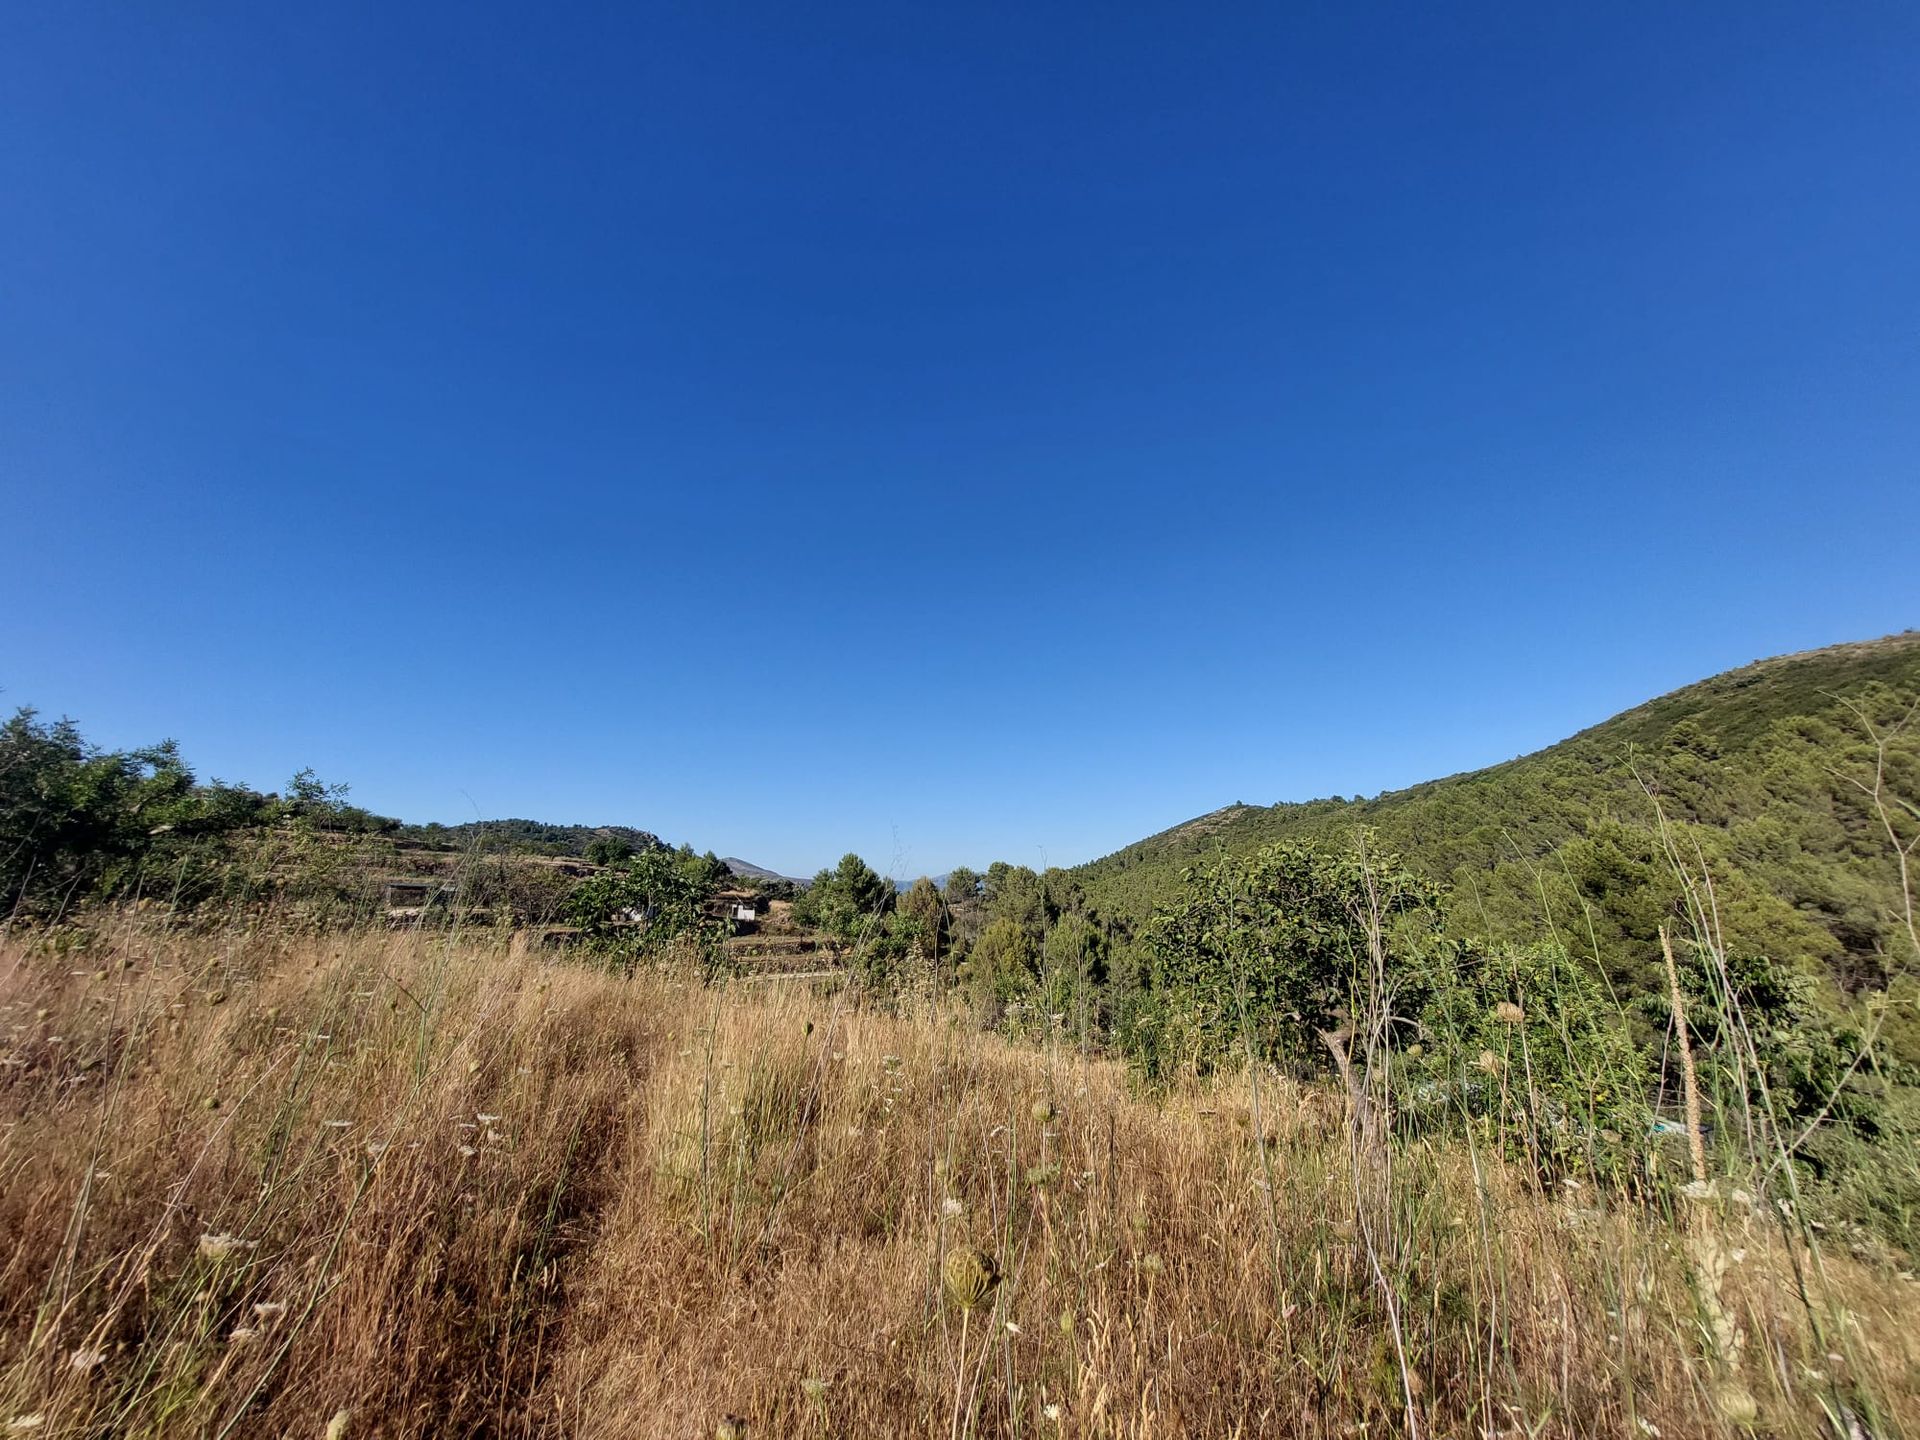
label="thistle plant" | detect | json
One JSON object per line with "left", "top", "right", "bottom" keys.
{"left": 943, "top": 1246, "right": 999, "bottom": 1440}
{"left": 942, "top": 1246, "right": 999, "bottom": 1311}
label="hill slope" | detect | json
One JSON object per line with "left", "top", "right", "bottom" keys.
{"left": 721, "top": 856, "right": 810, "bottom": 886}
{"left": 1077, "top": 633, "right": 1920, "bottom": 1036}
{"left": 397, "top": 818, "right": 666, "bottom": 857}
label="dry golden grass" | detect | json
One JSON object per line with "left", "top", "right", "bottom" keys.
{"left": 1, "top": 925, "right": 1915, "bottom": 1438}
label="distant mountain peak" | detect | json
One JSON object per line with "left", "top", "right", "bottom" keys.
{"left": 721, "top": 857, "right": 809, "bottom": 886}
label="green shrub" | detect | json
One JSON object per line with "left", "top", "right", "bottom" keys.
{"left": 1406, "top": 940, "right": 1648, "bottom": 1184}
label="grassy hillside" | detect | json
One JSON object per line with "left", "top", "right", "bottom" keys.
{"left": 4, "top": 648, "right": 1918, "bottom": 1435}
{"left": 4, "top": 925, "right": 1916, "bottom": 1438}
{"left": 1078, "top": 634, "right": 1920, "bottom": 1039}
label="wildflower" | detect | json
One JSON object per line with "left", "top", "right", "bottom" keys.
{"left": 942, "top": 1247, "right": 1000, "bottom": 1311}
{"left": 69, "top": 1348, "right": 106, "bottom": 1371}
{"left": 715, "top": 1417, "right": 747, "bottom": 1440}
{"left": 941, "top": 1196, "right": 965, "bottom": 1219}
{"left": 1475, "top": 1049, "right": 1502, "bottom": 1075}
{"left": 1493, "top": 1001, "right": 1525, "bottom": 1025}
{"left": 458, "top": 1145, "right": 477, "bottom": 1157}
{"left": 198, "top": 1232, "right": 254, "bottom": 1260}
{"left": 800, "top": 1378, "right": 827, "bottom": 1401}
{"left": 229, "top": 1326, "right": 259, "bottom": 1345}
{"left": 476, "top": 1113, "right": 501, "bottom": 1124}
{"left": 1045, "top": 1403, "right": 1063, "bottom": 1422}
{"left": 254, "top": 1301, "right": 288, "bottom": 1320}
{"left": 1004, "top": 1320, "right": 1021, "bottom": 1336}
{"left": 1031, "top": 1099, "right": 1056, "bottom": 1125}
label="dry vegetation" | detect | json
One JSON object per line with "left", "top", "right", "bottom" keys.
{"left": 2, "top": 924, "right": 1915, "bottom": 1439}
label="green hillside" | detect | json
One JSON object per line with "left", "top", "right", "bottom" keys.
{"left": 1078, "top": 633, "right": 1920, "bottom": 1047}
{"left": 397, "top": 817, "right": 666, "bottom": 858}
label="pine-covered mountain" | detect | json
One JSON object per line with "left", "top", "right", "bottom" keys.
{"left": 1076, "top": 633, "right": 1920, "bottom": 1055}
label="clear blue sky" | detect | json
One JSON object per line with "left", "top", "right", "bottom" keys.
{"left": 4, "top": 3, "right": 1916, "bottom": 879}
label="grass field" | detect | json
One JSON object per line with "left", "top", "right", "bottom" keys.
{"left": 2, "top": 923, "right": 1915, "bottom": 1438}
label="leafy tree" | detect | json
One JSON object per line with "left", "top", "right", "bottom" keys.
{"left": 959, "top": 917, "right": 1041, "bottom": 1027}
{"left": 586, "top": 835, "right": 637, "bottom": 867}
{"left": 568, "top": 848, "right": 720, "bottom": 969}
{"left": 944, "top": 867, "right": 982, "bottom": 905}
{"left": 0, "top": 708, "right": 277, "bottom": 914}
{"left": 895, "top": 876, "right": 950, "bottom": 964}
{"left": 943, "top": 866, "right": 986, "bottom": 955}
{"left": 1039, "top": 909, "right": 1110, "bottom": 1044}
{"left": 1134, "top": 837, "right": 1444, "bottom": 1078}
{"left": 278, "top": 768, "right": 396, "bottom": 834}
{"left": 793, "top": 853, "right": 893, "bottom": 940}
